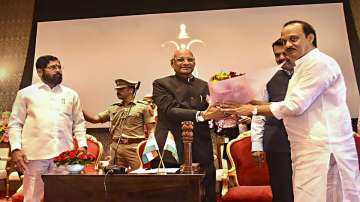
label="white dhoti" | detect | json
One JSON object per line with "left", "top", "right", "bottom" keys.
{"left": 291, "top": 139, "right": 360, "bottom": 202}
{"left": 23, "top": 159, "right": 55, "bottom": 202}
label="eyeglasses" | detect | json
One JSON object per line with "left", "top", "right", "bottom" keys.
{"left": 46, "top": 64, "right": 62, "bottom": 71}
{"left": 174, "top": 57, "right": 195, "bottom": 63}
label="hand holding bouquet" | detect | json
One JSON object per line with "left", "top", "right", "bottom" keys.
{"left": 208, "top": 71, "right": 255, "bottom": 132}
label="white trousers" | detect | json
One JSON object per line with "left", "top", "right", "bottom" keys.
{"left": 23, "top": 159, "right": 55, "bottom": 202}
{"left": 291, "top": 140, "right": 360, "bottom": 202}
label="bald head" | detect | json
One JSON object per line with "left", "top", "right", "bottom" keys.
{"left": 172, "top": 49, "right": 194, "bottom": 59}
{"left": 171, "top": 49, "right": 196, "bottom": 77}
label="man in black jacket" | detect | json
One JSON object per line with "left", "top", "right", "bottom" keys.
{"left": 152, "top": 49, "right": 224, "bottom": 202}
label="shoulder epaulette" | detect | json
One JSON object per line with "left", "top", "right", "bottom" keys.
{"left": 136, "top": 100, "right": 148, "bottom": 105}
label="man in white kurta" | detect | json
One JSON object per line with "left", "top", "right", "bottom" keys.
{"left": 8, "top": 55, "right": 87, "bottom": 202}
{"left": 223, "top": 21, "right": 360, "bottom": 202}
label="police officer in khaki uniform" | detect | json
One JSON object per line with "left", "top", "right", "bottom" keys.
{"left": 83, "top": 79, "right": 155, "bottom": 170}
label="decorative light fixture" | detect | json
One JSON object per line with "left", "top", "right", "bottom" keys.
{"left": 162, "top": 24, "right": 205, "bottom": 76}
{"left": 162, "top": 24, "right": 205, "bottom": 50}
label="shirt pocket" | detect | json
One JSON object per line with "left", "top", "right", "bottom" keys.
{"left": 58, "top": 98, "right": 73, "bottom": 118}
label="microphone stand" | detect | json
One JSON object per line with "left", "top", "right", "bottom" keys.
{"left": 104, "top": 83, "right": 141, "bottom": 174}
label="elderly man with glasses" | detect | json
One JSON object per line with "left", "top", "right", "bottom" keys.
{"left": 152, "top": 49, "right": 225, "bottom": 202}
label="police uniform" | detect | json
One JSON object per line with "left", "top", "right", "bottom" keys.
{"left": 98, "top": 79, "right": 155, "bottom": 170}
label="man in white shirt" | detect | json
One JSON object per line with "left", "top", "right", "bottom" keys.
{"left": 251, "top": 38, "right": 294, "bottom": 202}
{"left": 223, "top": 20, "right": 360, "bottom": 202}
{"left": 8, "top": 55, "right": 87, "bottom": 202}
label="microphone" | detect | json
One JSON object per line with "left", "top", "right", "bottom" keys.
{"left": 135, "top": 81, "right": 141, "bottom": 90}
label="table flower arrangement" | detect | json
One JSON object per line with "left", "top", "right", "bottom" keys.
{"left": 54, "top": 150, "right": 96, "bottom": 173}
{"left": 0, "top": 112, "right": 11, "bottom": 143}
{"left": 208, "top": 71, "right": 255, "bottom": 132}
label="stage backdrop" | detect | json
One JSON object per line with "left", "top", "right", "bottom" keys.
{"left": 33, "top": 3, "right": 359, "bottom": 128}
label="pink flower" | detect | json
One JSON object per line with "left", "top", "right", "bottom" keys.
{"left": 208, "top": 74, "right": 255, "bottom": 105}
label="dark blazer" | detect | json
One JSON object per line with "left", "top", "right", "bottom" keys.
{"left": 263, "top": 70, "right": 291, "bottom": 152}
{"left": 152, "top": 75, "right": 213, "bottom": 166}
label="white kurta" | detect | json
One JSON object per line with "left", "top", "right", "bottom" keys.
{"left": 270, "top": 49, "right": 360, "bottom": 202}
{"left": 8, "top": 82, "right": 87, "bottom": 160}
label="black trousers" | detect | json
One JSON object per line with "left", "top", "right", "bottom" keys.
{"left": 266, "top": 152, "right": 294, "bottom": 202}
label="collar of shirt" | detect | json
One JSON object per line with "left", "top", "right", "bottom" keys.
{"left": 119, "top": 100, "right": 136, "bottom": 106}
{"left": 282, "top": 69, "right": 293, "bottom": 76}
{"left": 174, "top": 74, "right": 195, "bottom": 83}
{"left": 36, "top": 81, "right": 62, "bottom": 92}
{"left": 274, "top": 64, "right": 293, "bottom": 77}
{"left": 294, "top": 48, "right": 319, "bottom": 69}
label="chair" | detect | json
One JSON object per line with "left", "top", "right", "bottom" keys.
{"left": 221, "top": 131, "right": 272, "bottom": 202}
{"left": 82, "top": 134, "right": 103, "bottom": 172}
{"left": 0, "top": 147, "right": 11, "bottom": 199}
{"left": 354, "top": 132, "right": 360, "bottom": 169}
{"left": 10, "top": 134, "right": 103, "bottom": 201}
{"left": 136, "top": 140, "right": 151, "bottom": 169}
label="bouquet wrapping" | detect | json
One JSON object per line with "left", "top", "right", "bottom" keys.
{"left": 208, "top": 71, "right": 255, "bottom": 131}
{"left": 208, "top": 72, "right": 255, "bottom": 105}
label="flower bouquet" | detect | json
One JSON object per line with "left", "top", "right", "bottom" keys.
{"left": 208, "top": 71, "right": 255, "bottom": 105}
{"left": 208, "top": 71, "right": 255, "bottom": 132}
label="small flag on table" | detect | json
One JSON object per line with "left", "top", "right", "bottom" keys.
{"left": 163, "top": 131, "right": 179, "bottom": 162}
{"left": 142, "top": 134, "right": 160, "bottom": 164}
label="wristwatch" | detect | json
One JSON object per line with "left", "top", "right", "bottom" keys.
{"left": 196, "top": 111, "right": 205, "bottom": 122}
{"left": 252, "top": 106, "right": 258, "bottom": 116}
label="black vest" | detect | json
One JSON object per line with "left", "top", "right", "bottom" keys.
{"left": 263, "top": 70, "right": 291, "bottom": 152}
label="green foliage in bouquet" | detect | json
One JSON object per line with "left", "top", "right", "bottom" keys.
{"left": 211, "top": 71, "right": 245, "bottom": 84}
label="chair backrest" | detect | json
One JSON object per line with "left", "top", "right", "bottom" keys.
{"left": 227, "top": 133, "right": 270, "bottom": 186}
{"left": 354, "top": 133, "right": 360, "bottom": 170}
{"left": 74, "top": 134, "right": 103, "bottom": 168}
{"left": 136, "top": 140, "right": 151, "bottom": 169}
{"left": 85, "top": 134, "right": 103, "bottom": 168}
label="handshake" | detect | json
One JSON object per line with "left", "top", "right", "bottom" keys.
{"left": 200, "top": 103, "right": 260, "bottom": 122}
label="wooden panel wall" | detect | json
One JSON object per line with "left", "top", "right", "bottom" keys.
{"left": 0, "top": 0, "right": 35, "bottom": 112}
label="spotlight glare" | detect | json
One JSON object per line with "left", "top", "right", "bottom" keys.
{"left": 0, "top": 68, "right": 8, "bottom": 80}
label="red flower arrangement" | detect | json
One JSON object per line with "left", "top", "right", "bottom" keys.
{"left": 0, "top": 112, "right": 11, "bottom": 143}
{"left": 54, "top": 150, "right": 96, "bottom": 166}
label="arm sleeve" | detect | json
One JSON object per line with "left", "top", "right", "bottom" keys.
{"left": 250, "top": 115, "right": 265, "bottom": 151}
{"left": 72, "top": 93, "right": 87, "bottom": 148}
{"left": 143, "top": 104, "right": 156, "bottom": 124}
{"left": 271, "top": 60, "right": 339, "bottom": 119}
{"left": 97, "top": 109, "right": 110, "bottom": 123}
{"left": 250, "top": 87, "right": 268, "bottom": 152}
{"left": 8, "top": 91, "right": 26, "bottom": 151}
